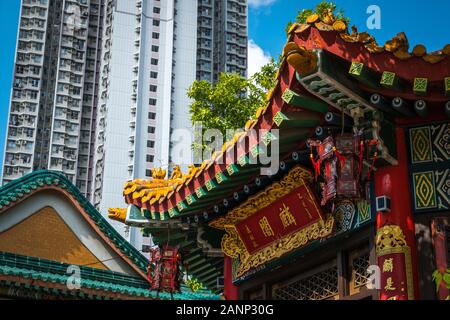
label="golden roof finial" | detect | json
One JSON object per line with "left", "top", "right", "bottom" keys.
{"left": 151, "top": 167, "right": 167, "bottom": 180}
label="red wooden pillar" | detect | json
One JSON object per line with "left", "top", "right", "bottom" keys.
{"left": 374, "top": 127, "right": 420, "bottom": 300}
{"left": 223, "top": 256, "right": 238, "bottom": 300}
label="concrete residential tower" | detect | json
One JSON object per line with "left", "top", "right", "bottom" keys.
{"left": 2, "top": 0, "right": 248, "bottom": 250}
{"left": 92, "top": 0, "right": 247, "bottom": 249}
{"left": 3, "top": 0, "right": 104, "bottom": 198}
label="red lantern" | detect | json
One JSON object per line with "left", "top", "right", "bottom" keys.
{"left": 148, "top": 245, "right": 181, "bottom": 293}
{"left": 335, "top": 135, "right": 360, "bottom": 199}
{"left": 308, "top": 134, "right": 379, "bottom": 205}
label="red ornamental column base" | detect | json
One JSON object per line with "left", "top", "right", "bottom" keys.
{"left": 376, "top": 225, "right": 415, "bottom": 300}
{"left": 374, "top": 127, "right": 420, "bottom": 300}
{"left": 223, "top": 256, "right": 238, "bottom": 300}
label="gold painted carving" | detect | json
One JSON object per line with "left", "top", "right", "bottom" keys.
{"left": 375, "top": 224, "right": 407, "bottom": 254}
{"left": 119, "top": 165, "right": 201, "bottom": 212}
{"left": 108, "top": 208, "right": 127, "bottom": 223}
{"left": 221, "top": 225, "right": 244, "bottom": 259}
{"left": 282, "top": 42, "right": 318, "bottom": 77}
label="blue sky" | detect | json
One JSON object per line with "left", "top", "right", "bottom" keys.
{"left": 0, "top": 0, "right": 20, "bottom": 169}
{"left": 1, "top": 0, "right": 450, "bottom": 168}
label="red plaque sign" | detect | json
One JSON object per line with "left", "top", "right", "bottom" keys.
{"left": 211, "top": 166, "right": 335, "bottom": 278}
{"left": 378, "top": 251, "right": 413, "bottom": 300}
{"left": 235, "top": 184, "right": 324, "bottom": 254}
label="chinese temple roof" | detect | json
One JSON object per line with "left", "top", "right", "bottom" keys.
{"left": 289, "top": 14, "right": 450, "bottom": 66}
{"left": 112, "top": 12, "right": 449, "bottom": 224}
{"left": 0, "top": 170, "right": 148, "bottom": 275}
{"left": 0, "top": 170, "right": 220, "bottom": 300}
{"left": 109, "top": 9, "right": 450, "bottom": 284}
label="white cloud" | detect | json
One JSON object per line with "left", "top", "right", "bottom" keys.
{"left": 247, "top": 40, "right": 271, "bottom": 78}
{"left": 248, "top": 0, "right": 276, "bottom": 8}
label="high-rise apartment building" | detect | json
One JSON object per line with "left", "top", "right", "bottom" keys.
{"left": 197, "top": 0, "right": 248, "bottom": 82}
{"left": 92, "top": 0, "right": 247, "bottom": 249}
{"left": 2, "top": 0, "right": 248, "bottom": 249}
{"left": 2, "top": 0, "right": 104, "bottom": 199}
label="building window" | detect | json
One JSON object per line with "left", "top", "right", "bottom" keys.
{"left": 271, "top": 262, "right": 339, "bottom": 300}
{"left": 348, "top": 249, "right": 371, "bottom": 295}
{"left": 150, "top": 72, "right": 158, "bottom": 79}
{"left": 147, "top": 140, "right": 155, "bottom": 148}
{"left": 146, "top": 169, "right": 152, "bottom": 177}
{"left": 149, "top": 98, "right": 157, "bottom": 106}
{"left": 152, "top": 32, "right": 159, "bottom": 39}
{"left": 148, "top": 126, "right": 155, "bottom": 134}
{"left": 148, "top": 112, "right": 156, "bottom": 120}
{"left": 146, "top": 155, "right": 154, "bottom": 162}
{"left": 153, "top": 7, "right": 160, "bottom": 14}
{"left": 153, "top": 20, "right": 160, "bottom": 26}
{"left": 151, "top": 58, "right": 158, "bottom": 65}
{"left": 151, "top": 45, "right": 159, "bottom": 52}
{"left": 150, "top": 85, "right": 157, "bottom": 92}
{"left": 243, "top": 240, "right": 375, "bottom": 300}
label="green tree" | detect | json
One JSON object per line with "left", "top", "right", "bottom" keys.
{"left": 188, "top": 58, "right": 278, "bottom": 136}
{"left": 286, "top": 1, "right": 349, "bottom": 34}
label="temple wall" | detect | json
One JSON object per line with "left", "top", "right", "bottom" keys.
{"left": 0, "top": 206, "right": 108, "bottom": 270}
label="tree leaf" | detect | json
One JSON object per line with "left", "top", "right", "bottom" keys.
{"left": 188, "top": 61, "right": 279, "bottom": 152}
{"left": 432, "top": 270, "right": 443, "bottom": 292}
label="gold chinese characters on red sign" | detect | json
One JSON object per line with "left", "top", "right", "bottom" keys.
{"left": 376, "top": 225, "right": 414, "bottom": 300}
{"left": 210, "top": 166, "right": 335, "bottom": 278}
{"left": 235, "top": 184, "right": 324, "bottom": 254}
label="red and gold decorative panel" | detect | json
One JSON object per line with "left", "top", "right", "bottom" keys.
{"left": 210, "top": 166, "right": 334, "bottom": 278}
{"left": 235, "top": 184, "right": 324, "bottom": 254}
{"left": 376, "top": 225, "right": 414, "bottom": 300}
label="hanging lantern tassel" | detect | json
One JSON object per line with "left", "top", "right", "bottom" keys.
{"left": 358, "top": 140, "right": 364, "bottom": 175}
{"left": 148, "top": 248, "right": 159, "bottom": 288}
{"left": 310, "top": 153, "right": 321, "bottom": 180}
{"left": 366, "top": 140, "right": 379, "bottom": 180}
{"left": 309, "top": 146, "right": 321, "bottom": 180}
{"left": 333, "top": 146, "right": 346, "bottom": 169}
{"left": 325, "top": 161, "right": 332, "bottom": 180}
{"left": 147, "top": 264, "right": 153, "bottom": 284}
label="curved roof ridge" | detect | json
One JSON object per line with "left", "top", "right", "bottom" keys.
{"left": 288, "top": 14, "right": 450, "bottom": 64}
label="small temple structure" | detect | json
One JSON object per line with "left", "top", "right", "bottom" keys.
{"left": 108, "top": 8, "right": 450, "bottom": 300}
{"left": 0, "top": 170, "right": 219, "bottom": 300}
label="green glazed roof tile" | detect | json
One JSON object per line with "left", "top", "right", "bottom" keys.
{"left": 0, "top": 252, "right": 220, "bottom": 300}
